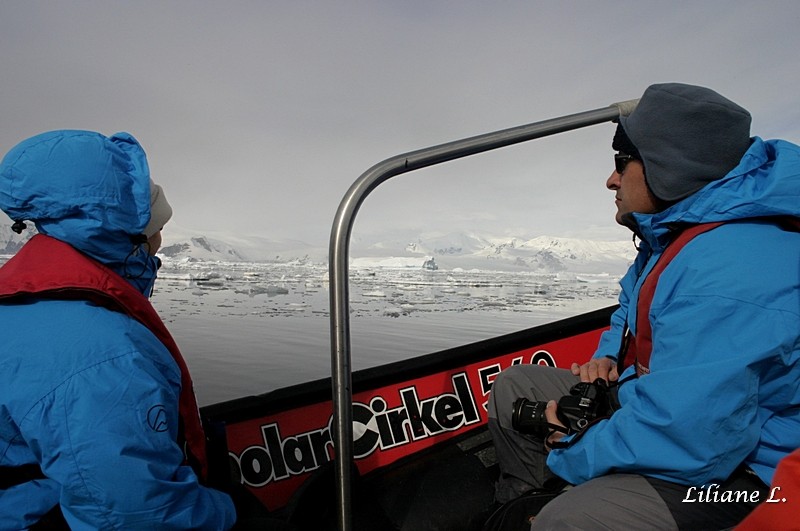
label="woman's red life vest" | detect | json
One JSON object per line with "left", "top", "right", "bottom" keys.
{"left": 0, "top": 234, "right": 208, "bottom": 480}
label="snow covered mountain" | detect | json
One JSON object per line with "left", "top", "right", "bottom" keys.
{"left": 159, "top": 236, "right": 249, "bottom": 262}
{"left": 155, "top": 229, "right": 635, "bottom": 275}
{"left": 159, "top": 228, "right": 326, "bottom": 264}
{"left": 493, "top": 235, "right": 636, "bottom": 273}
{"left": 360, "top": 231, "right": 636, "bottom": 274}
{"left": 0, "top": 224, "right": 635, "bottom": 275}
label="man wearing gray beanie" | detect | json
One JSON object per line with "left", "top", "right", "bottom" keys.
{"left": 488, "top": 84, "right": 800, "bottom": 529}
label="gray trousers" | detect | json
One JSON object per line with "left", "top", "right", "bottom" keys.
{"left": 487, "top": 364, "right": 766, "bottom": 530}
{"left": 487, "top": 364, "right": 579, "bottom": 502}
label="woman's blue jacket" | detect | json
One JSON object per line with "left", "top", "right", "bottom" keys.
{"left": 0, "top": 131, "right": 235, "bottom": 530}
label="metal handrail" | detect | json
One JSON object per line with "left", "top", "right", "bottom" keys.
{"left": 328, "top": 98, "right": 638, "bottom": 531}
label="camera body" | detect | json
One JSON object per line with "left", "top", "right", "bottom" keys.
{"left": 511, "top": 378, "right": 613, "bottom": 438}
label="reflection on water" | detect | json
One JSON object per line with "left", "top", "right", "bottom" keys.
{"left": 152, "top": 260, "right": 620, "bottom": 405}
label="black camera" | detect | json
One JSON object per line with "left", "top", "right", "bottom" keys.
{"left": 511, "top": 378, "right": 614, "bottom": 438}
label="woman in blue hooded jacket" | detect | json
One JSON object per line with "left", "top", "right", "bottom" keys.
{"left": 0, "top": 131, "right": 236, "bottom": 529}
{"left": 488, "top": 84, "right": 800, "bottom": 529}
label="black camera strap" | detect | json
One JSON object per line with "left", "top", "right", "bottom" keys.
{"left": 542, "top": 423, "right": 572, "bottom": 450}
{"left": 545, "top": 415, "right": 613, "bottom": 451}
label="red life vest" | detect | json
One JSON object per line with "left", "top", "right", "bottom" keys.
{"left": 621, "top": 222, "right": 725, "bottom": 376}
{"left": 0, "top": 234, "right": 208, "bottom": 480}
{"left": 735, "top": 448, "right": 800, "bottom": 530}
{"left": 622, "top": 218, "right": 800, "bottom": 376}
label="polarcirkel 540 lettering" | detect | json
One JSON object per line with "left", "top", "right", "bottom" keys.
{"left": 231, "top": 372, "right": 480, "bottom": 487}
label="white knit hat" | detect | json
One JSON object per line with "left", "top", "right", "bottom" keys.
{"left": 143, "top": 179, "right": 172, "bottom": 237}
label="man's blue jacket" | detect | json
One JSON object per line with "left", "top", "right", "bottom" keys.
{"left": 0, "top": 131, "right": 235, "bottom": 530}
{"left": 549, "top": 137, "right": 800, "bottom": 488}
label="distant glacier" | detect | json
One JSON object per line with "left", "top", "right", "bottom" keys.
{"left": 0, "top": 222, "right": 635, "bottom": 276}
{"left": 157, "top": 227, "right": 636, "bottom": 275}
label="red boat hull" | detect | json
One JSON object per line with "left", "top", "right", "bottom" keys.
{"left": 202, "top": 306, "right": 615, "bottom": 513}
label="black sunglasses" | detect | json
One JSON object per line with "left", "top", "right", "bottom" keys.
{"left": 614, "top": 153, "right": 636, "bottom": 174}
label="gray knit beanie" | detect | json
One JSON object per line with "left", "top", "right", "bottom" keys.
{"left": 144, "top": 179, "right": 172, "bottom": 237}
{"left": 615, "top": 83, "right": 752, "bottom": 202}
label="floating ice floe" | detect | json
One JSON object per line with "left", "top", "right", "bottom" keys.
{"left": 362, "top": 290, "right": 387, "bottom": 298}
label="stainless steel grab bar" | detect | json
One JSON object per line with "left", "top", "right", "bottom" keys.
{"left": 328, "top": 99, "right": 638, "bottom": 531}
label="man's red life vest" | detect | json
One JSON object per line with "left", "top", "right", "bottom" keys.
{"left": 0, "top": 234, "right": 208, "bottom": 480}
{"left": 622, "top": 218, "right": 800, "bottom": 376}
{"left": 621, "top": 222, "right": 725, "bottom": 376}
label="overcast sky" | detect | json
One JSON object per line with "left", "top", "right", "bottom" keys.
{"left": 2, "top": 1, "right": 799, "bottom": 247}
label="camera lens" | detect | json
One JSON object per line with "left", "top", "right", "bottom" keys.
{"left": 511, "top": 398, "right": 549, "bottom": 437}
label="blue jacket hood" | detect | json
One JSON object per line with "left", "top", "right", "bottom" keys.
{"left": 0, "top": 130, "right": 153, "bottom": 266}
{"left": 634, "top": 137, "right": 800, "bottom": 251}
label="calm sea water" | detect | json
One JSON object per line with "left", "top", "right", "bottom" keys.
{"left": 151, "top": 261, "right": 620, "bottom": 405}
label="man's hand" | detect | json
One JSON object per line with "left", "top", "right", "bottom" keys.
{"left": 571, "top": 356, "right": 618, "bottom": 383}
